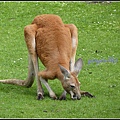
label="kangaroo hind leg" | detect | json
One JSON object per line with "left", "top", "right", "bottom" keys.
{"left": 24, "top": 24, "right": 44, "bottom": 100}
{"left": 65, "top": 24, "right": 78, "bottom": 72}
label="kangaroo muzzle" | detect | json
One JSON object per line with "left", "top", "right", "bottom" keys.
{"left": 70, "top": 91, "right": 81, "bottom": 100}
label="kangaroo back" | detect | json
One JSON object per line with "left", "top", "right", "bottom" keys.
{"left": 34, "top": 15, "right": 72, "bottom": 71}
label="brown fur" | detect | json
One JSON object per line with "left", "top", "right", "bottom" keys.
{"left": 0, "top": 14, "right": 94, "bottom": 100}
{"left": 34, "top": 15, "right": 72, "bottom": 79}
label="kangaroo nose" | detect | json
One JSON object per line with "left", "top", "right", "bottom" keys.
{"left": 77, "top": 94, "right": 81, "bottom": 100}
{"left": 77, "top": 97, "right": 81, "bottom": 100}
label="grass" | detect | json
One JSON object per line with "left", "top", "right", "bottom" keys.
{"left": 0, "top": 1, "right": 120, "bottom": 118}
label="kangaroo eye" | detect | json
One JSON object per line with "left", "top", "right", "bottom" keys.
{"left": 70, "top": 83, "right": 75, "bottom": 88}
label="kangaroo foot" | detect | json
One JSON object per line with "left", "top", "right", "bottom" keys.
{"left": 37, "top": 92, "right": 44, "bottom": 100}
{"left": 81, "top": 91, "right": 95, "bottom": 98}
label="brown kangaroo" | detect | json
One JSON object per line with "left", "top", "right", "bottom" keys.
{"left": 0, "top": 14, "right": 94, "bottom": 100}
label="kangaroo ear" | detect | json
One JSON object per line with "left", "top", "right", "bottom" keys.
{"left": 73, "top": 58, "right": 83, "bottom": 77}
{"left": 59, "top": 64, "right": 71, "bottom": 80}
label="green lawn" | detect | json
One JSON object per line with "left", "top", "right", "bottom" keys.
{"left": 0, "top": 1, "right": 120, "bottom": 118}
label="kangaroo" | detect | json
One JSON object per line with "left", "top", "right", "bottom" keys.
{"left": 0, "top": 14, "right": 94, "bottom": 100}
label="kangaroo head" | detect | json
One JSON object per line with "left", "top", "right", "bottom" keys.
{"left": 59, "top": 58, "right": 83, "bottom": 100}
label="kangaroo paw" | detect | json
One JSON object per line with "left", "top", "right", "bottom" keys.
{"left": 59, "top": 94, "right": 66, "bottom": 100}
{"left": 59, "top": 90, "right": 67, "bottom": 100}
{"left": 51, "top": 96, "right": 58, "bottom": 100}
